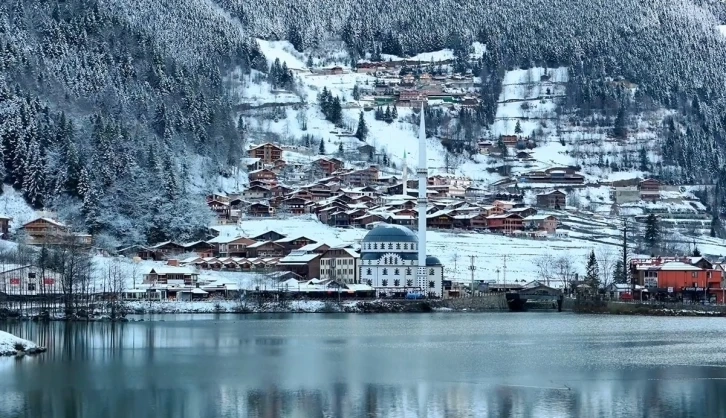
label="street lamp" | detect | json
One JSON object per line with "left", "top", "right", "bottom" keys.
{"left": 469, "top": 263, "right": 476, "bottom": 297}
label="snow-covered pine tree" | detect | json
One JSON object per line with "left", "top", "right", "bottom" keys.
{"left": 318, "top": 138, "right": 326, "bottom": 155}
{"left": 584, "top": 250, "right": 600, "bottom": 289}
{"left": 21, "top": 138, "right": 46, "bottom": 208}
{"left": 355, "top": 111, "right": 368, "bottom": 141}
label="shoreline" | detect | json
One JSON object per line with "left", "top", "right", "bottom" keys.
{"left": 0, "top": 330, "right": 46, "bottom": 357}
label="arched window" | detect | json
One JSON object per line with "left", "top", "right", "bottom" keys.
{"left": 396, "top": 243, "right": 401, "bottom": 250}
{"left": 382, "top": 279, "right": 388, "bottom": 287}
{"left": 429, "top": 268, "right": 435, "bottom": 276}
{"left": 388, "top": 243, "right": 393, "bottom": 250}
{"left": 394, "top": 268, "right": 400, "bottom": 275}
{"left": 366, "top": 268, "right": 372, "bottom": 275}
{"left": 382, "top": 268, "right": 388, "bottom": 276}
{"left": 429, "top": 280, "right": 435, "bottom": 288}
{"left": 366, "top": 279, "right": 372, "bottom": 286}
{"left": 403, "top": 243, "right": 408, "bottom": 250}
{"left": 406, "top": 268, "right": 412, "bottom": 275}
{"left": 406, "top": 279, "right": 413, "bottom": 287}
{"left": 373, "top": 243, "right": 378, "bottom": 250}
{"left": 412, "top": 244, "right": 416, "bottom": 250}
{"left": 394, "top": 279, "right": 400, "bottom": 287}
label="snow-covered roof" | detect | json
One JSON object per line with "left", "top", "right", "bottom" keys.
{"left": 658, "top": 262, "right": 702, "bottom": 271}
{"left": 147, "top": 266, "right": 196, "bottom": 275}
{"left": 278, "top": 252, "right": 321, "bottom": 264}
{"left": 299, "top": 242, "right": 328, "bottom": 252}
{"left": 523, "top": 215, "right": 555, "bottom": 221}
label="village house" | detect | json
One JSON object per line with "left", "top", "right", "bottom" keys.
{"left": 274, "top": 236, "right": 317, "bottom": 254}
{"left": 250, "top": 231, "right": 286, "bottom": 242}
{"left": 0, "top": 216, "right": 11, "bottom": 238}
{"left": 523, "top": 215, "right": 558, "bottom": 234}
{"left": 336, "top": 166, "right": 380, "bottom": 186}
{"left": 523, "top": 167, "right": 585, "bottom": 185}
{"left": 314, "top": 158, "right": 344, "bottom": 175}
{"left": 536, "top": 190, "right": 567, "bottom": 209}
{"left": 507, "top": 207, "right": 537, "bottom": 218}
{"left": 19, "top": 218, "right": 71, "bottom": 245}
{"left": 246, "top": 241, "right": 286, "bottom": 258}
{"left": 247, "top": 143, "right": 283, "bottom": 164}
{"left": 248, "top": 202, "right": 275, "bottom": 217}
{"left": 241, "top": 185, "right": 271, "bottom": 200}
{"left": 319, "top": 247, "right": 361, "bottom": 284}
{"left": 500, "top": 135, "right": 519, "bottom": 148}
{"left": 277, "top": 250, "right": 322, "bottom": 279}
{"left": 630, "top": 257, "right": 724, "bottom": 303}
{"left": 182, "top": 241, "right": 215, "bottom": 258}
{"left": 226, "top": 237, "right": 257, "bottom": 257}
{"left": 486, "top": 213, "right": 524, "bottom": 233}
{"left": 241, "top": 157, "right": 263, "bottom": 171}
{"left": 280, "top": 197, "right": 314, "bottom": 214}
{"left": 143, "top": 266, "right": 199, "bottom": 286}
{"left": 248, "top": 168, "right": 277, "bottom": 184}
{"left": 639, "top": 178, "right": 661, "bottom": 201}
{"left": 427, "top": 211, "right": 455, "bottom": 229}
{"left": 207, "top": 199, "right": 231, "bottom": 220}
{"left": 613, "top": 186, "right": 640, "bottom": 204}
{"left": 0, "top": 264, "right": 64, "bottom": 295}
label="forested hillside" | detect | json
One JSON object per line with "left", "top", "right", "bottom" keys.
{"left": 2, "top": 0, "right": 726, "bottom": 247}
{"left": 0, "top": 0, "right": 262, "bottom": 246}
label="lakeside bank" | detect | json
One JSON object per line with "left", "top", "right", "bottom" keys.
{"left": 574, "top": 300, "right": 726, "bottom": 317}
{"left": 0, "top": 330, "right": 45, "bottom": 356}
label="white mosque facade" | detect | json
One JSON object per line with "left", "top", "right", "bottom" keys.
{"left": 358, "top": 224, "right": 444, "bottom": 298}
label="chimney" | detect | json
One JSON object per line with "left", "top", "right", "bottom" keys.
{"left": 167, "top": 259, "right": 179, "bottom": 267}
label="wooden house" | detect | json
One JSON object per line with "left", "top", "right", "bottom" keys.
{"left": 536, "top": 190, "right": 566, "bottom": 209}
{"left": 248, "top": 202, "right": 274, "bottom": 217}
{"left": 248, "top": 169, "right": 277, "bottom": 183}
{"left": 247, "top": 241, "right": 286, "bottom": 258}
{"left": 250, "top": 231, "right": 286, "bottom": 242}
{"left": 486, "top": 213, "right": 524, "bottom": 233}
{"left": 247, "top": 143, "right": 283, "bottom": 164}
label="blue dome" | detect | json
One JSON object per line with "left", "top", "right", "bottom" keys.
{"left": 362, "top": 225, "right": 418, "bottom": 243}
{"left": 426, "top": 256, "right": 442, "bottom": 266}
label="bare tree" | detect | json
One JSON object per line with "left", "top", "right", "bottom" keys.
{"left": 534, "top": 253, "right": 555, "bottom": 286}
{"left": 554, "top": 256, "right": 577, "bottom": 291}
{"left": 103, "top": 259, "right": 126, "bottom": 319}
{"left": 596, "top": 248, "right": 616, "bottom": 291}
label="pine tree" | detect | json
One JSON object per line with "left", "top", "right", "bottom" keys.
{"left": 514, "top": 120, "right": 522, "bottom": 134}
{"left": 318, "top": 138, "right": 326, "bottom": 155}
{"left": 330, "top": 96, "right": 342, "bottom": 125}
{"left": 22, "top": 139, "right": 45, "bottom": 208}
{"left": 306, "top": 55, "right": 313, "bottom": 68}
{"left": 644, "top": 214, "right": 660, "bottom": 250}
{"left": 613, "top": 260, "right": 625, "bottom": 284}
{"left": 375, "top": 106, "right": 384, "bottom": 121}
{"left": 384, "top": 106, "right": 392, "bottom": 123}
{"left": 638, "top": 147, "right": 649, "bottom": 172}
{"left": 82, "top": 185, "right": 102, "bottom": 234}
{"left": 355, "top": 112, "right": 368, "bottom": 141}
{"left": 584, "top": 250, "right": 600, "bottom": 289}
{"left": 693, "top": 246, "right": 701, "bottom": 257}
{"left": 392, "top": 105, "right": 398, "bottom": 119}
{"left": 352, "top": 84, "right": 360, "bottom": 101}
{"left": 614, "top": 106, "right": 628, "bottom": 139}
{"left": 337, "top": 142, "right": 344, "bottom": 156}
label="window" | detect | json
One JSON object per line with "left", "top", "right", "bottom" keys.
{"left": 366, "top": 268, "right": 372, "bottom": 275}
{"left": 382, "top": 279, "right": 388, "bottom": 287}
{"left": 404, "top": 243, "right": 408, "bottom": 250}
{"left": 406, "top": 279, "right": 413, "bottom": 287}
{"left": 373, "top": 243, "right": 378, "bottom": 250}
{"left": 429, "top": 268, "right": 435, "bottom": 276}
{"left": 394, "top": 268, "right": 400, "bottom": 275}
{"left": 406, "top": 268, "right": 412, "bottom": 275}
{"left": 382, "top": 268, "right": 388, "bottom": 276}
{"left": 691, "top": 272, "right": 698, "bottom": 278}
{"left": 394, "top": 279, "right": 400, "bottom": 287}
{"left": 28, "top": 283, "right": 36, "bottom": 291}
{"left": 396, "top": 243, "right": 401, "bottom": 250}
{"left": 429, "top": 281, "right": 435, "bottom": 288}
{"left": 367, "top": 279, "right": 372, "bottom": 286}
{"left": 388, "top": 243, "right": 393, "bottom": 250}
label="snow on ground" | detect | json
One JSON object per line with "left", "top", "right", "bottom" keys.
{"left": 255, "top": 39, "right": 307, "bottom": 70}
{"left": 0, "top": 188, "right": 36, "bottom": 232}
{"left": 719, "top": 25, "right": 726, "bottom": 37}
{"left": 0, "top": 330, "right": 37, "bottom": 355}
{"left": 125, "top": 299, "right": 332, "bottom": 313}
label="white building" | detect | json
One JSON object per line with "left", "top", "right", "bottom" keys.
{"left": 319, "top": 247, "right": 361, "bottom": 284}
{"left": 358, "top": 224, "right": 444, "bottom": 297}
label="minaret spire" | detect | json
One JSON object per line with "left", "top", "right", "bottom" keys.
{"left": 416, "top": 105, "right": 428, "bottom": 294}
{"left": 401, "top": 149, "right": 407, "bottom": 196}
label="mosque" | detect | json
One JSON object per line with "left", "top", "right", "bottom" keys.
{"left": 358, "top": 107, "right": 444, "bottom": 298}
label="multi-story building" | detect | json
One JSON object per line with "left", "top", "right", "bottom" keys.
{"left": 247, "top": 143, "right": 283, "bottom": 164}
{"left": 319, "top": 247, "right": 361, "bottom": 284}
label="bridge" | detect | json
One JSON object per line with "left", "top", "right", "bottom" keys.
{"left": 506, "top": 281, "right": 563, "bottom": 312}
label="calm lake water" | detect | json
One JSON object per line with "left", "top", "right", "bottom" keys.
{"left": 2, "top": 312, "right": 726, "bottom": 418}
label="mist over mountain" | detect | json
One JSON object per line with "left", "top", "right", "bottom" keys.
{"left": 2, "top": 0, "right": 726, "bottom": 246}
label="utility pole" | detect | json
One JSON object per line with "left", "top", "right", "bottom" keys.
{"left": 468, "top": 255, "right": 476, "bottom": 297}
{"left": 503, "top": 255, "right": 508, "bottom": 290}
{"left": 623, "top": 218, "right": 631, "bottom": 297}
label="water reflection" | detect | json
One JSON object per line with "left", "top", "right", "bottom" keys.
{"left": 1, "top": 314, "right": 726, "bottom": 418}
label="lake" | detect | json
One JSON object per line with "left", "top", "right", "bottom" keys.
{"left": 2, "top": 312, "right": 726, "bottom": 418}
